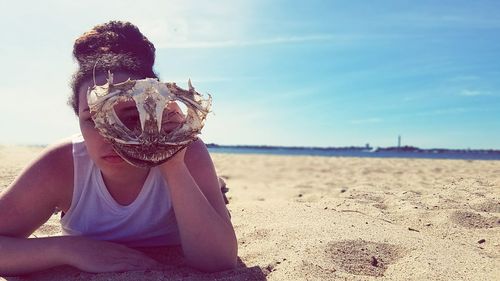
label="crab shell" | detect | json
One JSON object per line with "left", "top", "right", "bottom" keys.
{"left": 87, "top": 73, "right": 211, "bottom": 167}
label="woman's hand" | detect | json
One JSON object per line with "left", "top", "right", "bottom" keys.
{"left": 159, "top": 147, "right": 187, "bottom": 171}
{"left": 158, "top": 101, "right": 189, "bottom": 171}
{"left": 61, "top": 236, "right": 160, "bottom": 273}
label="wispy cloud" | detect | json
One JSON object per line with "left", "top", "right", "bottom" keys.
{"left": 162, "top": 76, "right": 263, "bottom": 84}
{"left": 414, "top": 107, "right": 493, "bottom": 116}
{"left": 158, "top": 34, "right": 341, "bottom": 49}
{"left": 458, "top": 89, "right": 491, "bottom": 97}
{"left": 350, "top": 118, "right": 382, "bottom": 124}
{"left": 446, "top": 75, "right": 479, "bottom": 82}
{"left": 417, "top": 107, "right": 467, "bottom": 116}
{"left": 389, "top": 13, "right": 500, "bottom": 29}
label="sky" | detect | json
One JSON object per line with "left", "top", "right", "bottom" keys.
{"left": 0, "top": 0, "right": 499, "bottom": 149}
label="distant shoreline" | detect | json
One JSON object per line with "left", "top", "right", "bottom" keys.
{"left": 206, "top": 144, "right": 500, "bottom": 161}
{"left": 206, "top": 143, "right": 500, "bottom": 154}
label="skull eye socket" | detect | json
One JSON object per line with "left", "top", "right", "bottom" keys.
{"left": 113, "top": 100, "right": 141, "bottom": 132}
{"left": 161, "top": 101, "right": 187, "bottom": 133}
{"left": 177, "top": 101, "right": 188, "bottom": 117}
{"left": 166, "top": 101, "right": 188, "bottom": 117}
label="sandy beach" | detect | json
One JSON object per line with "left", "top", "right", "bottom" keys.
{"left": 0, "top": 145, "right": 499, "bottom": 280}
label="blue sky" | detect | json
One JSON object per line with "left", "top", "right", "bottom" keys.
{"left": 1, "top": 0, "right": 499, "bottom": 149}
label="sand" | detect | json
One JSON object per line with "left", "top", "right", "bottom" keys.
{"left": 0, "top": 145, "right": 499, "bottom": 280}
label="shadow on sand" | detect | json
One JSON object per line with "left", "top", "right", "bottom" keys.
{"left": 3, "top": 246, "right": 267, "bottom": 281}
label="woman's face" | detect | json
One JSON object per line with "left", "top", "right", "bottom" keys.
{"left": 78, "top": 72, "right": 143, "bottom": 173}
{"left": 77, "top": 72, "right": 186, "bottom": 173}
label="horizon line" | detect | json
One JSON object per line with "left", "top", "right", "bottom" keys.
{"left": 1, "top": 142, "right": 499, "bottom": 152}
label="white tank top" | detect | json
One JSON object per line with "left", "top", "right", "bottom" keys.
{"left": 60, "top": 135, "right": 180, "bottom": 247}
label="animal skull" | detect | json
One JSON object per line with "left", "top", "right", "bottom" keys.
{"left": 87, "top": 72, "right": 211, "bottom": 167}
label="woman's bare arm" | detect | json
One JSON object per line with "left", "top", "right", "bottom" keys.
{"left": 0, "top": 235, "right": 161, "bottom": 276}
{"left": 0, "top": 142, "right": 158, "bottom": 276}
{"left": 0, "top": 142, "right": 72, "bottom": 275}
{"left": 159, "top": 139, "right": 238, "bottom": 272}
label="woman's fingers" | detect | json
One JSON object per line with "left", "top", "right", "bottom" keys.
{"left": 65, "top": 237, "right": 163, "bottom": 273}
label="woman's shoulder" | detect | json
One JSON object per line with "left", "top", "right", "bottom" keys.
{"left": 37, "top": 138, "right": 74, "bottom": 182}
{"left": 185, "top": 138, "right": 212, "bottom": 165}
{"left": 187, "top": 138, "right": 207, "bottom": 151}
{"left": 39, "top": 138, "right": 74, "bottom": 168}
{"left": 0, "top": 138, "right": 75, "bottom": 224}
{"left": 34, "top": 138, "right": 74, "bottom": 210}
{"left": 184, "top": 138, "right": 217, "bottom": 179}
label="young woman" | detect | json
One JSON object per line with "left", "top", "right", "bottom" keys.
{"left": 0, "top": 21, "right": 237, "bottom": 276}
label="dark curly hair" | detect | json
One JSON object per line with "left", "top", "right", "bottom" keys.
{"left": 69, "top": 21, "right": 159, "bottom": 114}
